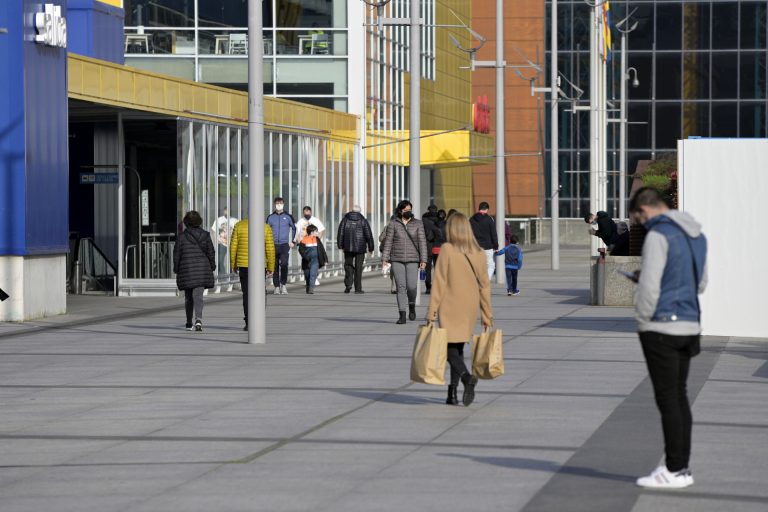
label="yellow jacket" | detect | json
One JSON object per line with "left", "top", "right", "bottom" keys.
{"left": 230, "top": 220, "right": 276, "bottom": 272}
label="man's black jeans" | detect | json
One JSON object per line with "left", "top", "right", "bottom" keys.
{"left": 343, "top": 252, "right": 365, "bottom": 291}
{"left": 639, "top": 331, "right": 700, "bottom": 472}
{"left": 273, "top": 243, "right": 290, "bottom": 287}
{"left": 239, "top": 268, "right": 249, "bottom": 325}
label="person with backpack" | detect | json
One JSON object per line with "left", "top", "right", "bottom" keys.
{"left": 381, "top": 200, "right": 428, "bottom": 324}
{"left": 495, "top": 235, "right": 523, "bottom": 296}
{"left": 173, "top": 211, "right": 216, "bottom": 331}
{"left": 337, "top": 205, "right": 375, "bottom": 293}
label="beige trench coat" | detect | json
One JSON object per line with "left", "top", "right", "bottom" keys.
{"left": 426, "top": 243, "right": 493, "bottom": 342}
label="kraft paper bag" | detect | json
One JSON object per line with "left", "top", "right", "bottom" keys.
{"left": 410, "top": 323, "right": 448, "bottom": 385}
{"left": 472, "top": 328, "right": 504, "bottom": 379}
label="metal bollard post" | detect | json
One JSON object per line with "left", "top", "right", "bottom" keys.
{"left": 596, "top": 248, "right": 606, "bottom": 305}
{"left": 72, "top": 261, "right": 83, "bottom": 295}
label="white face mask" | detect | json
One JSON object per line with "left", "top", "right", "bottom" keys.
{"left": 275, "top": 203, "right": 284, "bottom": 212}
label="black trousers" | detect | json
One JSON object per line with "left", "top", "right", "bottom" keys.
{"left": 273, "top": 243, "right": 290, "bottom": 287}
{"left": 343, "top": 252, "right": 366, "bottom": 291}
{"left": 239, "top": 268, "right": 249, "bottom": 325}
{"left": 425, "top": 253, "right": 438, "bottom": 290}
{"left": 447, "top": 342, "right": 469, "bottom": 387}
{"left": 639, "top": 331, "right": 700, "bottom": 472}
{"left": 184, "top": 287, "right": 204, "bottom": 324}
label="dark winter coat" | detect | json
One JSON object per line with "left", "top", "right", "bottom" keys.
{"left": 595, "top": 211, "right": 619, "bottom": 246}
{"left": 381, "top": 218, "right": 428, "bottom": 264}
{"left": 337, "top": 211, "right": 375, "bottom": 254}
{"left": 422, "top": 212, "right": 446, "bottom": 249}
{"left": 173, "top": 227, "right": 216, "bottom": 290}
{"left": 469, "top": 212, "right": 499, "bottom": 250}
{"left": 298, "top": 238, "right": 329, "bottom": 270}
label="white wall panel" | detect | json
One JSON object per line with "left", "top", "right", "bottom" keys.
{"left": 678, "top": 139, "right": 768, "bottom": 338}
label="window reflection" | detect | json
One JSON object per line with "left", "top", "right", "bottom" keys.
{"left": 124, "top": 0, "right": 194, "bottom": 27}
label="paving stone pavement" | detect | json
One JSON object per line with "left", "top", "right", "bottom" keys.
{"left": 0, "top": 247, "right": 765, "bottom": 512}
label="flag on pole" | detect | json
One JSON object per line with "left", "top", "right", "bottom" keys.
{"left": 599, "top": 1, "right": 613, "bottom": 62}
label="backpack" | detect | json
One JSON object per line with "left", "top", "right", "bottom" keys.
{"left": 505, "top": 245, "right": 520, "bottom": 266}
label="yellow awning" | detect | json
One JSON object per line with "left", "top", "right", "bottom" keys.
{"left": 365, "top": 129, "right": 493, "bottom": 168}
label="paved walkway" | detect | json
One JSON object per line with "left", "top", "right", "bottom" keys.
{"left": 0, "top": 248, "right": 766, "bottom": 512}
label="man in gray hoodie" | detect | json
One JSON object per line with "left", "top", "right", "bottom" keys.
{"left": 629, "top": 187, "right": 708, "bottom": 490}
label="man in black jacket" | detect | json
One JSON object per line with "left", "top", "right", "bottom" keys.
{"left": 470, "top": 201, "right": 499, "bottom": 279}
{"left": 337, "top": 205, "right": 375, "bottom": 293}
{"left": 585, "top": 211, "right": 620, "bottom": 251}
{"left": 421, "top": 204, "right": 444, "bottom": 294}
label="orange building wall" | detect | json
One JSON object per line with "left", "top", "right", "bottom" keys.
{"left": 472, "top": 1, "right": 545, "bottom": 217}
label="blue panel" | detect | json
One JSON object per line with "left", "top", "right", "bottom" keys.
{"left": 23, "top": 0, "right": 70, "bottom": 254}
{"left": 68, "top": 0, "right": 124, "bottom": 64}
{"left": 0, "top": 1, "right": 28, "bottom": 255}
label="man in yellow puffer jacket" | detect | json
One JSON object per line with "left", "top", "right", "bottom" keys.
{"left": 230, "top": 220, "right": 276, "bottom": 331}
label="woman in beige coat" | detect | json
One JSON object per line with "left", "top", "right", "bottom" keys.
{"left": 426, "top": 213, "right": 493, "bottom": 406}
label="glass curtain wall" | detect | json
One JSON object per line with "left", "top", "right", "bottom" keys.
{"left": 124, "top": 0, "right": 349, "bottom": 111}
{"left": 178, "top": 119, "right": 358, "bottom": 284}
{"left": 545, "top": 0, "right": 768, "bottom": 218}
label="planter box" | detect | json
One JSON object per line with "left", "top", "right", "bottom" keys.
{"left": 591, "top": 256, "right": 642, "bottom": 306}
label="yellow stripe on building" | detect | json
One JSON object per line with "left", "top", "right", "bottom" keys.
{"left": 96, "top": 0, "right": 123, "bottom": 7}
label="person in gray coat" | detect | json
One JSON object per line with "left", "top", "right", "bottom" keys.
{"left": 381, "top": 200, "right": 428, "bottom": 324}
{"left": 174, "top": 211, "right": 216, "bottom": 331}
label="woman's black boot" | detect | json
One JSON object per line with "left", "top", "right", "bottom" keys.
{"left": 408, "top": 303, "right": 416, "bottom": 321}
{"left": 396, "top": 311, "right": 407, "bottom": 324}
{"left": 460, "top": 372, "right": 478, "bottom": 406}
{"left": 446, "top": 385, "right": 459, "bottom": 405}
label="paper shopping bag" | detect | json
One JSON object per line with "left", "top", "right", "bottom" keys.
{"left": 472, "top": 328, "right": 504, "bottom": 379}
{"left": 410, "top": 323, "right": 448, "bottom": 385}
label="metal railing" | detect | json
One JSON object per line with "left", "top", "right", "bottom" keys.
{"left": 70, "top": 237, "right": 117, "bottom": 295}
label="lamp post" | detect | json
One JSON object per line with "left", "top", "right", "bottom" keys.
{"left": 550, "top": 0, "right": 559, "bottom": 270}
{"left": 247, "top": 0, "right": 266, "bottom": 344}
{"left": 616, "top": 12, "right": 638, "bottom": 220}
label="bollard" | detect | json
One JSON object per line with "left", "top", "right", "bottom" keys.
{"left": 596, "top": 248, "right": 606, "bottom": 306}
{"left": 72, "top": 261, "right": 83, "bottom": 295}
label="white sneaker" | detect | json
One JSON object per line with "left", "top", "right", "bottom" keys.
{"left": 636, "top": 465, "right": 693, "bottom": 489}
{"left": 273, "top": 287, "right": 281, "bottom": 295}
{"left": 280, "top": 285, "right": 288, "bottom": 294}
{"left": 315, "top": 278, "right": 320, "bottom": 286}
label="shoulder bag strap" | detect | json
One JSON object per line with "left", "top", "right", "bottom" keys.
{"left": 399, "top": 221, "right": 421, "bottom": 255}
{"left": 463, "top": 253, "right": 483, "bottom": 289}
{"left": 185, "top": 230, "right": 208, "bottom": 254}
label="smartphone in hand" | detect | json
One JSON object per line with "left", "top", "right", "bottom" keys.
{"left": 617, "top": 269, "right": 639, "bottom": 283}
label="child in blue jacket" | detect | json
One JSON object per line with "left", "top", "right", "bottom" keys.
{"left": 495, "top": 235, "right": 523, "bottom": 296}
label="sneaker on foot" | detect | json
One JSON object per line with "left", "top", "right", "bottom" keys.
{"left": 512, "top": 290, "right": 520, "bottom": 296}
{"left": 507, "top": 291, "right": 512, "bottom": 296}
{"left": 186, "top": 323, "right": 194, "bottom": 331}
{"left": 273, "top": 287, "right": 281, "bottom": 295}
{"left": 344, "top": 286, "right": 351, "bottom": 293}
{"left": 315, "top": 278, "right": 320, "bottom": 286}
{"left": 194, "top": 320, "right": 203, "bottom": 332}
{"left": 636, "top": 466, "right": 693, "bottom": 489}
{"left": 280, "top": 285, "right": 288, "bottom": 295}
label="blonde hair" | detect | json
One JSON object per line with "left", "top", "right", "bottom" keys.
{"left": 445, "top": 212, "right": 482, "bottom": 254}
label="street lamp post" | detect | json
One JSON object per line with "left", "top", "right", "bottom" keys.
{"left": 247, "top": 0, "right": 266, "bottom": 344}
{"left": 494, "top": 0, "right": 505, "bottom": 283}
{"left": 616, "top": 13, "right": 638, "bottom": 220}
{"left": 550, "top": 0, "right": 559, "bottom": 270}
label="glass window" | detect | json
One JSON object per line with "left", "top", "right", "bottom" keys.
{"left": 124, "top": 29, "right": 196, "bottom": 56}
{"left": 275, "top": 0, "right": 346, "bottom": 28}
{"left": 124, "top": 0, "right": 194, "bottom": 27}
{"left": 740, "top": 52, "right": 766, "bottom": 99}
{"left": 628, "top": 103, "right": 651, "bottom": 149}
{"left": 274, "top": 29, "right": 346, "bottom": 56}
{"left": 741, "top": 2, "right": 767, "bottom": 49}
{"left": 629, "top": 5, "right": 654, "bottom": 51}
{"left": 682, "top": 102, "right": 709, "bottom": 138}
{"left": 125, "top": 56, "right": 195, "bottom": 81}
{"left": 656, "top": 3, "right": 682, "bottom": 51}
{"left": 682, "top": 52, "right": 709, "bottom": 100}
{"left": 711, "top": 103, "right": 737, "bottom": 137}
{"left": 655, "top": 103, "right": 681, "bottom": 149}
{"left": 740, "top": 103, "right": 766, "bottom": 137}
{"left": 656, "top": 54, "right": 681, "bottom": 100}
{"left": 711, "top": 53, "right": 738, "bottom": 99}
{"left": 712, "top": 3, "right": 738, "bottom": 49}
{"left": 683, "top": 3, "right": 710, "bottom": 51}
{"left": 275, "top": 58, "right": 348, "bottom": 94}
{"left": 198, "top": 0, "right": 270, "bottom": 28}
{"left": 230, "top": 129, "right": 241, "bottom": 221}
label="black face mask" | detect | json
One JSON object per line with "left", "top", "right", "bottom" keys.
{"left": 304, "top": 214, "right": 312, "bottom": 220}
{"left": 401, "top": 211, "right": 414, "bottom": 220}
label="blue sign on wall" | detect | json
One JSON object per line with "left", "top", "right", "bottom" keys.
{"left": 80, "top": 172, "right": 119, "bottom": 184}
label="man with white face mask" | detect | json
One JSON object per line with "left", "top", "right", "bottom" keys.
{"left": 294, "top": 206, "right": 326, "bottom": 287}
{"left": 266, "top": 197, "right": 296, "bottom": 294}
